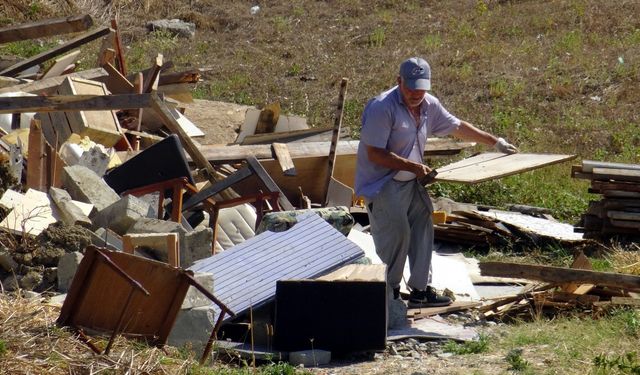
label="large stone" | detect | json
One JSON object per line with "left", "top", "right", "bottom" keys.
{"left": 182, "top": 272, "right": 214, "bottom": 309}
{"left": 167, "top": 306, "right": 216, "bottom": 353}
{"left": 0, "top": 248, "right": 18, "bottom": 272}
{"left": 146, "top": 19, "right": 195, "bottom": 39}
{"left": 92, "top": 195, "right": 152, "bottom": 235}
{"left": 62, "top": 165, "right": 119, "bottom": 213}
{"left": 91, "top": 227, "right": 122, "bottom": 251}
{"left": 57, "top": 251, "right": 83, "bottom": 292}
{"left": 128, "top": 218, "right": 212, "bottom": 268}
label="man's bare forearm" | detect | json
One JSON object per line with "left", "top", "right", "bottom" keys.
{"left": 366, "top": 145, "right": 431, "bottom": 177}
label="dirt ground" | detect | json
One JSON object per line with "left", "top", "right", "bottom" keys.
{"left": 182, "top": 99, "right": 255, "bottom": 145}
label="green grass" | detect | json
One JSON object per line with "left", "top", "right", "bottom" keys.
{"left": 490, "top": 308, "right": 640, "bottom": 374}
{"left": 444, "top": 334, "right": 490, "bottom": 355}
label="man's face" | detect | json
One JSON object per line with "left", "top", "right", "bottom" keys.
{"left": 397, "top": 77, "right": 426, "bottom": 108}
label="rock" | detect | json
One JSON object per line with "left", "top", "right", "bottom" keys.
{"left": 19, "top": 270, "right": 43, "bottom": 290}
{"left": 388, "top": 297, "right": 408, "bottom": 329}
{"left": 57, "top": 251, "right": 83, "bottom": 293}
{"left": 2, "top": 274, "right": 18, "bottom": 291}
{"left": 0, "top": 248, "right": 18, "bottom": 272}
{"left": 146, "top": 19, "right": 195, "bottom": 39}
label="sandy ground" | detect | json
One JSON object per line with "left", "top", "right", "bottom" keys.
{"left": 182, "top": 99, "right": 255, "bottom": 145}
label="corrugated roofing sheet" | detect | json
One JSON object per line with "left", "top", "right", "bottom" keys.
{"left": 189, "top": 211, "right": 364, "bottom": 320}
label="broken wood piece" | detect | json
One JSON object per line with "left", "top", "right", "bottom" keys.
{"left": 158, "top": 69, "right": 201, "bottom": 85}
{"left": 324, "top": 77, "right": 348, "bottom": 207}
{"left": 0, "top": 26, "right": 112, "bottom": 77}
{"left": 480, "top": 261, "right": 640, "bottom": 292}
{"left": 142, "top": 54, "right": 163, "bottom": 93}
{"left": 271, "top": 142, "right": 296, "bottom": 176}
{"left": 610, "top": 296, "right": 640, "bottom": 307}
{"left": 26, "top": 119, "right": 47, "bottom": 191}
{"left": 110, "top": 19, "right": 127, "bottom": 76}
{"left": 122, "top": 233, "right": 180, "bottom": 267}
{"left": 49, "top": 187, "right": 91, "bottom": 227}
{"left": 102, "top": 62, "right": 135, "bottom": 94}
{"left": 96, "top": 30, "right": 117, "bottom": 67}
{"left": 0, "top": 14, "right": 94, "bottom": 44}
{"left": 0, "top": 93, "right": 151, "bottom": 113}
{"left": 590, "top": 167, "right": 640, "bottom": 183}
{"left": 408, "top": 301, "right": 482, "bottom": 319}
{"left": 41, "top": 50, "right": 81, "bottom": 80}
{"left": 245, "top": 156, "right": 295, "bottom": 211}
{"left": 561, "top": 250, "right": 593, "bottom": 293}
{"left": 240, "top": 126, "right": 336, "bottom": 145}
{"left": 57, "top": 77, "right": 123, "bottom": 147}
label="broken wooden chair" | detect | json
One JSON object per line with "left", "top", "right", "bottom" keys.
{"left": 57, "top": 245, "right": 234, "bottom": 361}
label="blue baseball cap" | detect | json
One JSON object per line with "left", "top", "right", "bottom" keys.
{"left": 399, "top": 57, "right": 431, "bottom": 90}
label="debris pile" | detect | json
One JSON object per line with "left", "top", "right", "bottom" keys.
{"left": 0, "top": 13, "right": 629, "bottom": 370}
{"left": 478, "top": 252, "right": 640, "bottom": 321}
{"left": 572, "top": 160, "right": 640, "bottom": 240}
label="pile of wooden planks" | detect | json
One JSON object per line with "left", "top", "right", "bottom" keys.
{"left": 434, "top": 210, "right": 514, "bottom": 247}
{"left": 572, "top": 160, "right": 640, "bottom": 239}
{"left": 478, "top": 253, "right": 640, "bottom": 321}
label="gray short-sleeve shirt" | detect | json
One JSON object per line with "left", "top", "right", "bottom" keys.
{"left": 355, "top": 86, "right": 460, "bottom": 199}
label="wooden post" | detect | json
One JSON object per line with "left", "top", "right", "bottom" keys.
{"left": 27, "top": 119, "right": 47, "bottom": 191}
{"left": 324, "top": 78, "right": 348, "bottom": 206}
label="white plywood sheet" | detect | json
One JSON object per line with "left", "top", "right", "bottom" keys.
{"left": 236, "top": 109, "right": 308, "bottom": 143}
{"left": 474, "top": 210, "right": 584, "bottom": 242}
{"left": 436, "top": 152, "right": 576, "bottom": 184}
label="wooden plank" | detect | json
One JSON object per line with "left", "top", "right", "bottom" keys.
{"left": 408, "top": 301, "right": 482, "bottom": 319}
{"left": 41, "top": 50, "right": 81, "bottom": 79}
{"left": 609, "top": 218, "right": 640, "bottom": 229}
{"left": 324, "top": 78, "right": 348, "bottom": 206}
{"left": 271, "top": 142, "right": 296, "bottom": 176}
{"left": 198, "top": 138, "right": 474, "bottom": 163}
{"left": 610, "top": 297, "right": 640, "bottom": 307}
{"left": 560, "top": 251, "right": 593, "bottom": 293}
{"left": 0, "top": 26, "right": 112, "bottom": 77}
{"left": 479, "top": 262, "right": 640, "bottom": 291}
{"left": 608, "top": 210, "right": 640, "bottom": 222}
{"left": 102, "top": 62, "right": 135, "bottom": 94}
{"left": 582, "top": 160, "right": 640, "bottom": 173}
{"left": 0, "top": 14, "right": 93, "bottom": 44}
{"left": 591, "top": 167, "right": 640, "bottom": 183}
{"left": 437, "top": 153, "right": 577, "bottom": 184}
{"left": 240, "top": 126, "right": 335, "bottom": 145}
{"left": 591, "top": 181, "right": 640, "bottom": 193}
{"left": 26, "top": 119, "right": 47, "bottom": 191}
{"left": 122, "top": 233, "right": 180, "bottom": 267}
{"left": 0, "top": 93, "right": 151, "bottom": 113}
{"left": 142, "top": 54, "right": 163, "bottom": 93}
{"left": 0, "top": 68, "right": 108, "bottom": 95}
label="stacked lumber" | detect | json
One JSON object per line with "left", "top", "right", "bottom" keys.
{"left": 479, "top": 254, "right": 640, "bottom": 321}
{"left": 572, "top": 160, "right": 640, "bottom": 239}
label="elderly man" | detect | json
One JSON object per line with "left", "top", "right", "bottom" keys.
{"left": 355, "top": 57, "right": 517, "bottom": 307}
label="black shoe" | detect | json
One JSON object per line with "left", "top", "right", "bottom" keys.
{"left": 408, "top": 286, "right": 452, "bottom": 308}
{"left": 392, "top": 287, "right": 400, "bottom": 300}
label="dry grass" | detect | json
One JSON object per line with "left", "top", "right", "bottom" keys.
{"left": 0, "top": 292, "right": 197, "bottom": 374}
{"left": 607, "top": 243, "right": 640, "bottom": 276}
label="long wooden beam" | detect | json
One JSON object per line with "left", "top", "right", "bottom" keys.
{"left": 479, "top": 262, "right": 640, "bottom": 291}
{"left": 0, "top": 67, "right": 107, "bottom": 94}
{"left": 0, "top": 93, "right": 151, "bottom": 113}
{"left": 196, "top": 139, "right": 475, "bottom": 163}
{"left": 0, "top": 26, "right": 111, "bottom": 77}
{"left": 0, "top": 14, "right": 94, "bottom": 44}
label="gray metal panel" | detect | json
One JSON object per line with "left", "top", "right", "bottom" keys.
{"left": 189, "top": 212, "right": 364, "bottom": 320}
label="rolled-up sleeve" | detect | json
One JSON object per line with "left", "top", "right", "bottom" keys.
{"left": 428, "top": 96, "right": 461, "bottom": 137}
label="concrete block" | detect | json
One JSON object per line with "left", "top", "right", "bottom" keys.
{"left": 167, "top": 306, "right": 216, "bottom": 353}
{"left": 289, "top": 349, "right": 331, "bottom": 367}
{"left": 62, "top": 165, "right": 119, "bottom": 213}
{"left": 388, "top": 297, "right": 408, "bottom": 330}
{"left": 91, "top": 195, "right": 152, "bottom": 235}
{"left": 182, "top": 272, "right": 214, "bottom": 309}
{"left": 78, "top": 145, "right": 111, "bottom": 177}
{"left": 128, "top": 218, "right": 211, "bottom": 268}
{"left": 91, "top": 227, "right": 122, "bottom": 251}
{"left": 57, "top": 251, "right": 83, "bottom": 293}
{"left": 182, "top": 227, "right": 213, "bottom": 268}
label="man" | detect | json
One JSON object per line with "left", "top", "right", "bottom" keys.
{"left": 355, "top": 57, "right": 518, "bottom": 308}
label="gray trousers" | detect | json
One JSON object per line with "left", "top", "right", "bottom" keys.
{"left": 365, "top": 179, "right": 434, "bottom": 291}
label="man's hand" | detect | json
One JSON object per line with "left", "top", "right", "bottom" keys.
{"left": 494, "top": 137, "right": 518, "bottom": 154}
{"left": 413, "top": 163, "right": 432, "bottom": 178}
